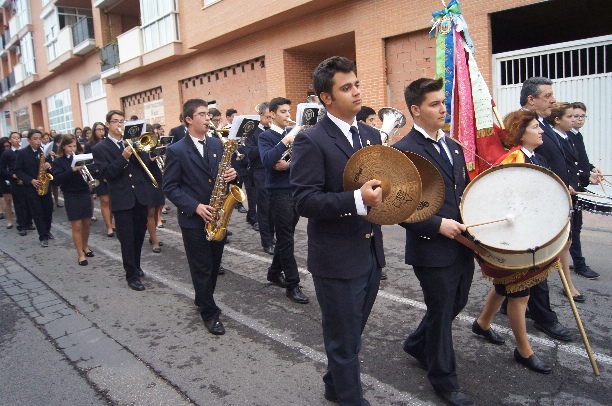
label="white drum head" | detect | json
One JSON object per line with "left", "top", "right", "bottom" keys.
{"left": 461, "top": 164, "right": 571, "bottom": 253}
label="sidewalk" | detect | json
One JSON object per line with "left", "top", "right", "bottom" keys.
{"left": 0, "top": 252, "right": 193, "bottom": 406}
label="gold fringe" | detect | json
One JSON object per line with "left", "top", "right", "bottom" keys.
{"left": 442, "top": 123, "right": 451, "bottom": 132}
{"left": 481, "top": 260, "right": 561, "bottom": 294}
{"left": 466, "top": 162, "right": 475, "bottom": 171}
{"left": 476, "top": 127, "right": 495, "bottom": 138}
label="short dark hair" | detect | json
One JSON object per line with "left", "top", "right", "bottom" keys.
{"left": 404, "top": 78, "right": 444, "bottom": 117}
{"left": 313, "top": 56, "right": 356, "bottom": 100}
{"left": 129, "top": 115, "right": 139, "bottom": 120}
{"left": 501, "top": 109, "right": 538, "bottom": 149}
{"left": 225, "top": 108, "right": 237, "bottom": 117}
{"left": 106, "top": 110, "right": 124, "bottom": 123}
{"left": 356, "top": 106, "right": 376, "bottom": 122}
{"left": 519, "top": 77, "right": 553, "bottom": 107}
{"left": 269, "top": 97, "right": 291, "bottom": 113}
{"left": 545, "top": 102, "right": 572, "bottom": 126}
{"left": 27, "top": 128, "right": 42, "bottom": 139}
{"left": 572, "top": 102, "right": 586, "bottom": 112}
{"left": 208, "top": 107, "right": 221, "bottom": 117}
{"left": 256, "top": 102, "right": 270, "bottom": 114}
{"left": 182, "top": 99, "right": 208, "bottom": 125}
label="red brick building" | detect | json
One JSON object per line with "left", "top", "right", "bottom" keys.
{"left": 1, "top": 0, "right": 610, "bottom": 163}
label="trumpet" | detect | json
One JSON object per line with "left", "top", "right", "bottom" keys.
{"left": 279, "top": 120, "right": 305, "bottom": 163}
{"left": 79, "top": 163, "right": 100, "bottom": 190}
{"left": 378, "top": 107, "right": 406, "bottom": 146}
{"left": 121, "top": 129, "right": 160, "bottom": 188}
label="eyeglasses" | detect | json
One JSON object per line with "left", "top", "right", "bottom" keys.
{"left": 109, "top": 120, "right": 125, "bottom": 124}
{"left": 95, "top": 127, "right": 105, "bottom": 131}
{"left": 573, "top": 114, "right": 587, "bottom": 120}
{"left": 195, "top": 112, "right": 209, "bottom": 118}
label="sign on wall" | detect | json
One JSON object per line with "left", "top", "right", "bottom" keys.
{"left": 144, "top": 99, "right": 165, "bottom": 125}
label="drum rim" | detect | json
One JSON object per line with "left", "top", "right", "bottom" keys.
{"left": 460, "top": 162, "right": 572, "bottom": 254}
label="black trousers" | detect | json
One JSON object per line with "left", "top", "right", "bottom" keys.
{"left": 268, "top": 193, "right": 300, "bottom": 288}
{"left": 113, "top": 203, "right": 148, "bottom": 282}
{"left": 242, "top": 170, "right": 258, "bottom": 225}
{"left": 569, "top": 208, "right": 585, "bottom": 269}
{"left": 23, "top": 186, "right": 53, "bottom": 240}
{"left": 252, "top": 168, "right": 274, "bottom": 247}
{"left": 313, "top": 246, "right": 380, "bottom": 406}
{"left": 181, "top": 227, "right": 225, "bottom": 320}
{"left": 10, "top": 180, "right": 32, "bottom": 230}
{"left": 404, "top": 259, "right": 474, "bottom": 393}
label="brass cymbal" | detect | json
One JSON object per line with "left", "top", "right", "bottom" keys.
{"left": 343, "top": 145, "right": 422, "bottom": 225}
{"left": 402, "top": 151, "right": 445, "bottom": 223}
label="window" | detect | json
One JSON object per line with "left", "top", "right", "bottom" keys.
{"left": 47, "top": 89, "right": 74, "bottom": 134}
{"left": 14, "top": 0, "right": 31, "bottom": 31}
{"left": 20, "top": 32, "right": 36, "bottom": 77}
{"left": 81, "top": 77, "right": 105, "bottom": 101}
{"left": 140, "top": 0, "right": 179, "bottom": 52}
{"left": 44, "top": 7, "right": 92, "bottom": 62}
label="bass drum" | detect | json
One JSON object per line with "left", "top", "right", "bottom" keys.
{"left": 460, "top": 163, "right": 571, "bottom": 270}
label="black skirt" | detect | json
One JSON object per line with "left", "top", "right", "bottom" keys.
{"left": 64, "top": 192, "right": 93, "bottom": 221}
{"left": 0, "top": 179, "right": 10, "bottom": 195}
{"left": 147, "top": 181, "right": 165, "bottom": 208}
{"left": 95, "top": 180, "right": 109, "bottom": 196}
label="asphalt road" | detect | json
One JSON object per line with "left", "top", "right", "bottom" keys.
{"left": 1, "top": 198, "right": 611, "bottom": 406}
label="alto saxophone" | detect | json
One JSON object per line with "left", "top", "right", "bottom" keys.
{"left": 36, "top": 147, "right": 53, "bottom": 196}
{"left": 205, "top": 139, "right": 246, "bottom": 241}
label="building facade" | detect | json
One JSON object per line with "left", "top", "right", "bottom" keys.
{"left": 0, "top": 0, "right": 610, "bottom": 166}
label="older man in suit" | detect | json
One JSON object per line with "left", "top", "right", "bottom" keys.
{"left": 291, "top": 56, "right": 384, "bottom": 406}
{"left": 163, "top": 99, "right": 236, "bottom": 335}
{"left": 393, "top": 78, "right": 474, "bottom": 406}
{"left": 93, "top": 110, "right": 151, "bottom": 291}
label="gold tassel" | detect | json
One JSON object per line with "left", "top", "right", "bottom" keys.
{"left": 477, "top": 127, "right": 495, "bottom": 138}
{"left": 466, "top": 162, "right": 475, "bottom": 171}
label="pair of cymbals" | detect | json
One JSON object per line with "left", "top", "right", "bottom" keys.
{"left": 343, "top": 145, "right": 445, "bottom": 225}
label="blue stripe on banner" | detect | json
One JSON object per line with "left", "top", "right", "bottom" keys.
{"left": 444, "top": 26, "right": 454, "bottom": 125}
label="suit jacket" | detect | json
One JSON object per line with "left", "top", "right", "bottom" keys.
{"left": 392, "top": 127, "right": 472, "bottom": 268}
{"left": 567, "top": 131, "right": 593, "bottom": 189}
{"left": 169, "top": 124, "right": 187, "bottom": 145}
{"left": 291, "top": 115, "right": 385, "bottom": 279}
{"left": 162, "top": 133, "right": 224, "bottom": 229}
{"left": 244, "top": 125, "right": 266, "bottom": 171}
{"left": 14, "top": 147, "right": 50, "bottom": 192}
{"left": 92, "top": 137, "right": 151, "bottom": 212}
{"left": 0, "top": 148, "right": 18, "bottom": 181}
{"left": 534, "top": 121, "right": 581, "bottom": 190}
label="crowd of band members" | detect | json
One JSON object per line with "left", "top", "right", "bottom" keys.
{"left": 0, "top": 55, "right": 604, "bottom": 405}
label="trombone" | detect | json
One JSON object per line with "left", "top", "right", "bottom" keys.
{"left": 120, "top": 129, "right": 160, "bottom": 188}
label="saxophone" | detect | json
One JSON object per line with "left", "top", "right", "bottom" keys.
{"left": 36, "top": 147, "right": 53, "bottom": 196}
{"left": 205, "top": 139, "right": 246, "bottom": 241}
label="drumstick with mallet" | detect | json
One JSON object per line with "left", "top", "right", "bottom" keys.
{"left": 465, "top": 214, "right": 515, "bottom": 229}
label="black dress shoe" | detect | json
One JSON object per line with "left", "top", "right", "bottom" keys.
{"left": 78, "top": 259, "right": 88, "bottom": 266}
{"left": 252, "top": 222, "right": 259, "bottom": 231}
{"left": 26, "top": 225, "right": 36, "bottom": 230}
{"left": 323, "top": 387, "right": 369, "bottom": 405}
{"left": 380, "top": 270, "right": 388, "bottom": 280}
{"left": 226, "top": 230, "right": 233, "bottom": 236}
{"left": 560, "top": 289, "right": 586, "bottom": 303}
{"left": 472, "top": 319, "right": 505, "bottom": 345}
{"left": 47, "top": 233, "right": 55, "bottom": 240}
{"left": 238, "top": 206, "right": 247, "bottom": 213}
{"left": 436, "top": 389, "right": 474, "bottom": 406}
{"left": 263, "top": 245, "right": 275, "bottom": 255}
{"left": 203, "top": 316, "right": 225, "bottom": 335}
{"left": 534, "top": 321, "right": 573, "bottom": 341}
{"left": 107, "top": 232, "right": 115, "bottom": 237}
{"left": 218, "top": 265, "right": 227, "bottom": 275}
{"left": 402, "top": 341, "right": 428, "bottom": 370}
{"left": 19, "top": 229, "right": 27, "bottom": 236}
{"left": 148, "top": 238, "right": 163, "bottom": 246}
{"left": 513, "top": 348, "right": 552, "bottom": 374}
{"left": 286, "top": 285, "right": 309, "bottom": 304}
{"left": 267, "top": 274, "right": 288, "bottom": 288}
{"left": 574, "top": 265, "right": 599, "bottom": 279}
{"left": 6, "top": 224, "right": 13, "bottom": 229}
{"left": 40, "top": 238, "right": 49, "bottom": 247}
{"left": 84, "top": 250, "right": 95, "bottom": 257}
{"left": 152, "top": 247, "right": 162, "bottom": 253}
{"left": 136, "top": 268, "right": 145, "bottom": 278}
{"left": 56, "top": 203, "right": 63, "bottom": 208}
{"left": 128, "top": 279, "right": 145, "bottom": 291}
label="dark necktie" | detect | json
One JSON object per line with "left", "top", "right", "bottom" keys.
{"left": 350, "top": 126, "right": 361, "bottom": 152}
{"left": 198, "top": 139, "right": 209, "bottom": 163}
{"left": 530, "top": 154, "right": 540, "bottom": 165}
{"left": 561, "top": 135, "right": 575, "bottom": 154}
{"left": 432, "top": 138, "right": 453, "bottom": 176}
{"left": 118, "top": 141, "right": 124, "bottom": 152}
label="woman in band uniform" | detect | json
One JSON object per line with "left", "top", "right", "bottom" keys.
{"left": 86, "top": 122, "right": 115, "bottom": 237}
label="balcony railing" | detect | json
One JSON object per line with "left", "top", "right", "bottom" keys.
{"left": 72, "top": 17, "right": 94, "bottom": 47}
{"left": 100, "top": 42, "right": 119, "bottom": 72}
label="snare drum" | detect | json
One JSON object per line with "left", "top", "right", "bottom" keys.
{"left": 576, "top": 185, "right": 612, "bottom": 216}
{"left": 460, "top": 163, "right": 572, "bottom": 271}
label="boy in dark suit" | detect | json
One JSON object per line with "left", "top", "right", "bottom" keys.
{"left": 291, "top": 56, "right": 384, "bottom": 406}
{"left": 392, "top": 78, "right": 474, "bottom": 406}
{"left": 163, "top": 99, "right": 236, "bottom": 335}
{"left": 92, "top": 110, "right": 151, "bottom": 291}
{"left": 14, "top": 129, "right": 54, "bottom": 247}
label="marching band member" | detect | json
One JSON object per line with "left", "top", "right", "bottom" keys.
{"left": 92, "top": 110, "right": 151, "bottom": 291}
{"left": 393, "top": 78, "right": 474, "bottom": 406}
{"left": 14, "top": 129, "right": 55, "bottom": 248}
{"left": 259, "top": 97, "right": 309, "bottom": 305}
{"left": 0, "top": 137, "right": 13, "bottom": 228}
{"left": 291, "top": 57, "right": 383, "bottom": 405}
{"left": 356, "top": 106, "right": 377, "bottom": 127}
{"left": 0, "top": 131, "right": 33, "bottom": 235}
{"left": 163, "top": 99, "right": 236, "bottom": 335}
{"left": 86, "top": 122, "right": 115, "bottom": 237}
{"left": 52, "top": 135, "right": 94, "bottom": 266}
